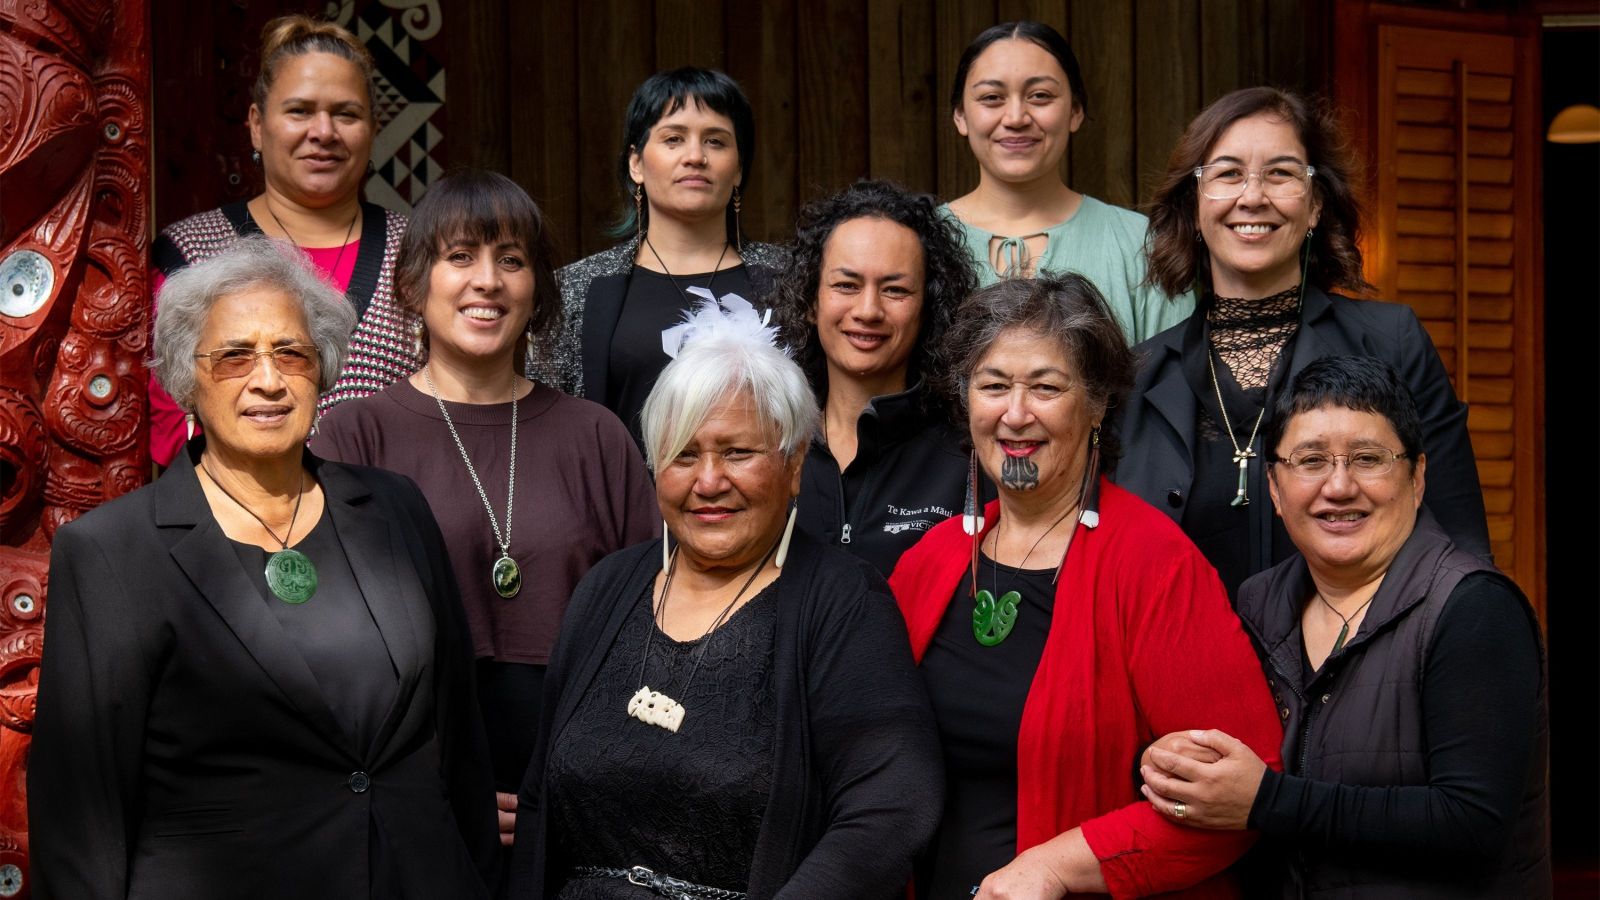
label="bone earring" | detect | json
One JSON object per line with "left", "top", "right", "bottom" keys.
{"left": 185, "top": 412, "right": 196, "bottom": 442}
{"left": 413, "top": 319, "right": 425, "bottom": 360}
{"left": 775, "top": 500, "right": 798, "bottom": 568}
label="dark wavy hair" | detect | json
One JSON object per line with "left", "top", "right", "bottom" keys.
{"left": 1144, "top": 87, "right": 1371, "bottom": 298}
{"left": 1265, "top": 355, "right": 1424, "bottom": 464}
{"left": 615, "top": 67, "right": 754, "bottom": 244}
{"left": 941, "top": 274, "right": 1135, "bottom": 468}
{"left": 949, "top": 20, "right": 1088, "bottom": 117}
{"left": 770, "top": 180, "right": 978, "bottom": 414}
{"left": 395, "top": 169, "right": 562, "bottom": 372}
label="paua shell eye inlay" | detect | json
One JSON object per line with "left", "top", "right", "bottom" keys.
{"left": 0, "top": 250, "right": 54, "bottom": 319}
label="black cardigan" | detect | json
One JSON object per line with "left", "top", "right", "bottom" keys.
{"left": 511, "top": 533, "right": 943, "bottom": 899}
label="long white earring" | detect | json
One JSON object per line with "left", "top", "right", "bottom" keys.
{"left": 184, "top": 412, "right": 196, "bottom": 442}
{"left": 662, "top": 519, "right": 671, "bottom": 571}
{"left": 774, "top": 501, "right": 798, "bottom": 568}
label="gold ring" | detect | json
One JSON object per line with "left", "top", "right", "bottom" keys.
{"left": 1172, "top": 801, "right": 1188, "bottom": 819}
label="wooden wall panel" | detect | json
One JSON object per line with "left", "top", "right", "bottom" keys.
{"left": 1069, "top": 2, "right": 1137, "bottom": 206}
{"left": 575, "top": 0, "right": 655, "bottom": 254}
{"left": 1134, "top": 1, "right": 1202, "bottom": 204}
{"left": 656, "top": 0, "right": 726, "bottom": 69}
{"left": 866, "top": 0, "right": 938, "bottom": 189}
{"left": 933, "top": 0, "right": 998, "bottom": 199}
{"left": 508, "top": 1, "right": 579, "bottom": 258}
{"left": 797, "top": 0, "right": 869, "bottom": 204}
{"left": 725, "top": 0, "right": 798, "bottom": 245}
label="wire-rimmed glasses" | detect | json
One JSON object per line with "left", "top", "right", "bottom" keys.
{"left": 1193, "top": 162, "right": 1316, "bottom": 200}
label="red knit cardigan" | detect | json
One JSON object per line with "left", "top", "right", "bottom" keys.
{"left": 889, "top": 479, "right": 1283, "bottom": 898}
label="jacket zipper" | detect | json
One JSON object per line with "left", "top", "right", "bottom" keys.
{"left": 1263, "top": 654, "right": 1316, "bottom": 775}
{"left": 836, "top": 466, "right": 852, "bottom": 544}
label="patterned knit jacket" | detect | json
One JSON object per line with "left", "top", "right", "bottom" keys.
{"left": 152, "top": 200, "right": 418, "bottom": 418}
{"left": 529, "top": 235, "right": 786, "bottom": 397}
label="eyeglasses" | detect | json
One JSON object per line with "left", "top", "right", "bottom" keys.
{"left": 1193, "top": 162, "right": 1316, "bottom": 200}
{"left": 194, "top": 344, "right": 319, "bottom": 380}
{"left": 1273, "top": 448, "right": 1409, "bottom": 480}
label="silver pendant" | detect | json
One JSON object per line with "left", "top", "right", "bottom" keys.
{"left": 627, "top": 686, "right": 685, "bottom": 732}
{"left": 492, "top": 554, "right": 521, "bottom": 598}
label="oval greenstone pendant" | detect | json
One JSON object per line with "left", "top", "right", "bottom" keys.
{"left": 492, "top": 555, "right": 522, "bottom": 598}
{"left": 972, "top": 589, "right": 1021, "bottom": 646}
{"left": 265, "top": 549, "right": 318, "bottom": 604}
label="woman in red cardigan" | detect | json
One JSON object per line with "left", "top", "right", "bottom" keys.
{"left": 889, "top": 274, "right": 1283, "bottom": 898}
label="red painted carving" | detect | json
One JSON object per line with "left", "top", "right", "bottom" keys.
{"left": 0, "top": 0, "right": 151, "bottom": 895}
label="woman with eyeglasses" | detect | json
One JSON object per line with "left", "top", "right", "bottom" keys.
{"left": 1138, "top": 355, "right": 1549, "bottom": 896}
{"left": 1115, "top": 87, "right": 1488, "bottom": 598}
{"left": 941, "top": 20, "right": 1192, "bottom": 345}
{"left": 30, "top": 238, "right": 497, "bottom": 898}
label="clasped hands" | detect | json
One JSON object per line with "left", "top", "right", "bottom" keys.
{"left": 1137, "top": 729, "right": 1267, "bottom": 831}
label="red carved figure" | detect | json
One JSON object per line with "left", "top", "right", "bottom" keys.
{"left": 0, "top": 1, "right": 151, "bottom": 895}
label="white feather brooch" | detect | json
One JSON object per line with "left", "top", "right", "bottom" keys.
{"left": 659, "top": 285, "right": 777, "bottom": 359}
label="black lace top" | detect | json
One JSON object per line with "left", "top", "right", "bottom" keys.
{"left": 546, "top": 582, "right": 779, "bottom": 898}
{"left": 1206, "top": 286, "right": 1300, "bottom": 390}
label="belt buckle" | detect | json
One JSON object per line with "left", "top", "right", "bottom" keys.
{"left": 627, "top": 865, "right": 656, "bottom": 888}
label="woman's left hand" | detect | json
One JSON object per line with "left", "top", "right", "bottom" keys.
{"left": 1138, "top": 729, "right": 1266, "bottom": 830}
{"left": 496, "top": 791, "right": 517, "bottom": 846}
{"left": 974, "top": 844, "right": 1071, "bottom": 899}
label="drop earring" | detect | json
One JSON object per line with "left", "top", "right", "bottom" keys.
{"left": 251, "top": 150, "right": 262, "bottom": 166}
{"left": 962, "top": 450, "right": 986, "bottom": 535}
{"left": 732, "top": 185, "right": 744, "bottom": 254}
{"left": 634, "top": 184, "right": 645, "bottom": 239}
{"left": 412, "top": 319, "right": 425, "bottom": 360}
{"left": 184, "top": 412, "right": 196, "bottom": 442}
{"left": 775, "top": 499, "right": 798, "bottom": 568}
{"left": 661, "top": 519, "right": 671, "bottom": 570}
{"left": 525, "top": 321, "right": 536, "bottom": 372}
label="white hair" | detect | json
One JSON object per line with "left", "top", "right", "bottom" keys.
{"left": 640, "top": 299, "right": 818, "bottom": 473}
{"left": 151, "top": 236, "right": 355, "bottom": 410}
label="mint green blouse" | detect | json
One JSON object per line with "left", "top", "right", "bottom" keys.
{"left": 944, "top": 196, "right": 1194, "bottom": 345}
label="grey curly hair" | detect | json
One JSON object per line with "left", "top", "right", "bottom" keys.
{"left": 150, "top": 235, "right": 356, "bottom": 411}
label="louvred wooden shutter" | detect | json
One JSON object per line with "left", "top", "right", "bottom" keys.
{"left": 1343, "top": 10, "right": 1544, "bottom": 616}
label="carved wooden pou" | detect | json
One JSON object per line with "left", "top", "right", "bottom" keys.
{"left": 0, "top": 1, "right": 152, "bottom": 895}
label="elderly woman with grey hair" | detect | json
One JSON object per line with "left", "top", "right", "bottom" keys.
{"left": 510, "top": 296, "right": 943, "bottom": 899}
{"left": 29, "top": 236, "right": 497, "bottom": 899}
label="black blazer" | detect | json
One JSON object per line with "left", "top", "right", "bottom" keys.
{"left": 28, "top": 446, "right": 497, "bottom": 900}
{"left": 1114, "top": 287, "right": 1490, "bottom": 578}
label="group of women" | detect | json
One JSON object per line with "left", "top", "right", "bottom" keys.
{"left": 27, "top": 13, "right": 1547, "bottom": 900}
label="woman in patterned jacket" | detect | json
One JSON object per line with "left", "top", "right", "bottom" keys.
{"left": 148, "top": 14, "right": 415, "bottom": 466}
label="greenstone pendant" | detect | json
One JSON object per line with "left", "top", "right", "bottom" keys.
{"left": 265, "top": 549, "right": 317, "bottom": 604}
{"left": 493, "top": 555, "right": 522, "bottom": 598}
{"left": 973, "top": 589, "right": 1021, "bottom": 646}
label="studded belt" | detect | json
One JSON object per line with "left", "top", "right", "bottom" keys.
{"left": 571, "top": 865, "right": 747, "bottom": 900}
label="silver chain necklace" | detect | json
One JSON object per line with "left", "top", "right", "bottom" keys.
{"left": 422, "top": 365, "right": 522, "bottom": 598}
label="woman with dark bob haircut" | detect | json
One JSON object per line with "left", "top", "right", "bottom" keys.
{"left": 1140, "top": 355, "right": 1549, "bottom": 897}
{"left": 529, "top": 67, "right": 785, "bottom": 450}
{"left": 940, "top": 20, "right": 1192, "bottom": 344}
{"left": 1115, "top": 86, "right": 1488, "bottom": 598}
{"left": 890, "top": 274, "right": 1282, "bottom": 898}
{"left": 771, "top": 179, "right": 981, "bottom": 576}
{"left": 314, "top": 169, "right": 657, "bottom": 855}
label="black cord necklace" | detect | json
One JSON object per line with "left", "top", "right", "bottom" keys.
{"left": 644, "top": 236, "right": 730, "bottom": 305}
{"left": 200, "top": 461, "right": 317, "bottom": 604}
{"left": 628, "top": 540, "right": 779, "bottom": 732}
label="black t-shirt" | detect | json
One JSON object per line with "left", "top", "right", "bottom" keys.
{"left": 916, "top": 557, "right": 1057, "bottom": 899}
{"left": 606, "top": 264, "right": 755, "bottom": 449}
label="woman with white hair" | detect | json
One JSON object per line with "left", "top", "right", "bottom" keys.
{"left": 29, "top": 236, "right": 496, "bottom": 898}
{"left": 510, "top": 295, "right": 943, "bottom": 899}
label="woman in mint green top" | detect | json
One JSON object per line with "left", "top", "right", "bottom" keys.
{"left": 943, "top": 21, "right": 1192, "bottom": 344}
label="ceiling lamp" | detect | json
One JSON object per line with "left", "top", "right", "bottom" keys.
{"left": 1548, "top": 103, "right": 1600, "bottom": 143}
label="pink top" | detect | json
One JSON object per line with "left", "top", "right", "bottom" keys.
{"left": 148, "top": 240, "right": 361, "bottom": 466}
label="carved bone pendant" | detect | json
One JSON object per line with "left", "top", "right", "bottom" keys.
{"left": 627, "top": 686, "right": 686, "bottom": 732}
